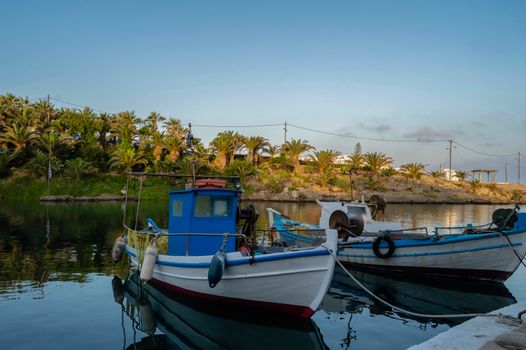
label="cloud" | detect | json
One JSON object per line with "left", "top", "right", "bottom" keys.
{"left": 479, "top": 142, "right": 500, "bottom": 148}
{"left": 359, "top": 123, "right": 391, "bottom": 133}
{"left": 471, "top": 121, "right": 487, "bottom": 128}
{"left": 404, "top": 127, "right": 452, "bottom": 141}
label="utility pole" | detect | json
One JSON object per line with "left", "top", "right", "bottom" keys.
{"left": 505, "top": 161, "right": 508, "bottom": 183}
{"left": 283, "top": 121, "right": 288, "bottom": 144}
{"left": 519, "top": 151, "right": 521, "bottom": 185}
{"left": 448, "top": 139, "right": 453, "bottom": 182}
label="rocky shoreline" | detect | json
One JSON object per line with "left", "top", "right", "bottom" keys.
{"left": 38, "top": 190, "right": 525, "bottom": 204}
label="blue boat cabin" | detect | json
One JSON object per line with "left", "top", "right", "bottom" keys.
{"left": 167, "top": 188, "right": 241, "bottom": 256}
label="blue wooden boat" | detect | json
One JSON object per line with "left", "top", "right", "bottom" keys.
{"left": 268, "top": 202, "right": 526, "bottom": 282}
{"left": 117, "top": 173, "right": 337, "bottom": 318}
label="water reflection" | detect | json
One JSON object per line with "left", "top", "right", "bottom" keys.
{"left": 322, "top": 267, "right": 516, "bottom": 327}
{"left": 116, "top": 272, "right": 329, "bottom": 350}
{"left": 0, "top": 200, "right": 521, "bottom": 350}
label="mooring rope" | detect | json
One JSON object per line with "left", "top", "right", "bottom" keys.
{"left": 327, "top": 250, "right": 516, "bottom": 320}
{"left": 494, "top": 230, "right": 526, "bottom": 269}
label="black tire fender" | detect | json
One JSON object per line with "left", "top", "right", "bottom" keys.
{"left": 372, "top": 236, "right": 395, "bottom": 259}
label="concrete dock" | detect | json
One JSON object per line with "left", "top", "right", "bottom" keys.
{"left": 409, "top": 301, "right": 526, "bottom": 350}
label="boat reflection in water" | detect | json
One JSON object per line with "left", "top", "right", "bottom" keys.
{"left": 322, "top": 266, "right": 517, "bottom": 327}
{"left": 113, "top": 272, "right": 329, "bottom": 350}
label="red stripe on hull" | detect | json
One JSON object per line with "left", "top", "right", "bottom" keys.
{"left": 149, "top": 278, "right": 315, "bottom": 319}
{"left": 343, "top": 262, "right": 512, "bottom": 282}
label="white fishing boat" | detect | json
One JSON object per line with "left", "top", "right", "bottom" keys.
{"left": 115, "top": 173, "right": 337, "bottom": 318}
{"left": 268, "top": 199, "right": 526, "bottom": 282}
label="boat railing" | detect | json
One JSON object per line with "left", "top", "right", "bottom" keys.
{"left": 255, "top": 228, "right": 327, "bottom": 248}
{"left": 125, "top": 224, "right": 248, "bottom": 256}
{"left": 434, "top": 223, "right": 492, "bottom": 235}
{"left": 377, "top": 227, "right": 430, "bottom": 239}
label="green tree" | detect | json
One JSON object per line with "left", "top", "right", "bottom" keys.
{"left": 0, "top": 123, "right": 36, "bottom": 153}
{"left": 244, "top": 136, "right": 270, "bottom": 165}
{"left": 456, "top": 170, "right": 470, "bottom": 184}
{"left": 64, "top": 158, "right": 98, "bottom": 179}
{"left": 363, "top": 152, "right": 393, "bottom": 179}
{"left": 400, "top": 163, "right": 426, "bottom": 180}
{"left": 109, "top": 111, "right": 140, "bottom": 146}
{"left": 282, "top": 138, "right": 314, "bottom": 173}
{"left": 109, "top": 145, "right": 148, "bottom": 172}
{"left": 210, "top": 131, "right": 243, "bottom": 169}
{"left": 309, "top": 149, "right": 341, "bottom": 187}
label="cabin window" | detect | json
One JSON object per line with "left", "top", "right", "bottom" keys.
{"left": 172, "top": 200, "right": 184, "bottom": 217}
{"left": 194, "top": 196, "right": 233, "bottom": 217}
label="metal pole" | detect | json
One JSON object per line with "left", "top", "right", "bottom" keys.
{"left": 519, "top": 152, "right": 521, "bottom": 185}
{"left": 284, "top": 121, "right": 288, "bottom": 144}
{"left": 134, "top": 176, "right": 144, "bottom": 231}
{"left": 448, "top": 139, "right": 453, "bottom": 182}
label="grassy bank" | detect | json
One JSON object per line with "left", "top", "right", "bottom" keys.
{"left": 1, "top": 173, "right": 525, "bottom": 204}
{"left": 0, "top": 174, "right": 176, "bottom": 200}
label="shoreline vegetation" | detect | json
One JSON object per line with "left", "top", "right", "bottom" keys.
{"left": 0, "top": 93, "right": 524, "bottom": 204}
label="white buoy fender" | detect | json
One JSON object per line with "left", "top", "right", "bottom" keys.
{"left": 112, "top": 236, "right": 127, "bottom": 263}
{"left": 140, "top": 244, "right": 158, "bottom": 281}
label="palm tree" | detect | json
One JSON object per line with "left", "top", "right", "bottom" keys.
{"left": 265, "top": 144, "right": 281, "bottom": 159}
{"left": 363, "top": 152, "right": 392, "bottom": 178}
{"left": 309, "top": 149, "right": 341, "bottom": 187}
{"left": 430, "top": 170, "right": 445, "bottom": 178}
{"left": 282, "top": 138, "right": 314, "bottom": 173}
{"left": 109, "top": 145, "right": 148, "bottom": 172}
{"left": 349, "top": 152, "right": 363, "bottom": 171}
{"left": 456, "top": 170, "right": 470, "bottom": 184}
{"left": 209, "top": 134, "right": 231, "bottom": 169}
{"left": 164, "top": 118, "right": 185, "bottom": 139}
{"left": 210, "top": 131, "right": 243, "bottom": 168}
{"left": 109, "top": 111, "right": 140, "bottom": 146}
{"left": 244, "top": 136, "right": 270, "bottom": 164}
{"left": 34, "top": 130, "right": 71, "bottom": 157}
{"left": 146, "top": 112, "right": 165, "bottom": 133}
{"left": 0, "top": 123, "right": 36, "bottom": 152}
{"left": 164, "top": 135, "right": 184, "bottom": 162}
{"left": 400, "top": 163, "right": 426, "bottom": 180}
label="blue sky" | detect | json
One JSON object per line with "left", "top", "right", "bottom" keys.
{"left": 1, "top": 0, "right": 525, "bottom": 181}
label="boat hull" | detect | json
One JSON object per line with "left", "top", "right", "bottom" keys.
{"left": 122, "top": 273, "right": 328, "bottom": 350}
{"left": 125, "top": 232, "right": 337, "bottom": 318}
{"left": 338, "top": 231, "right": 526, "bottom": 282}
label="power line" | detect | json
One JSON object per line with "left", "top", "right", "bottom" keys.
{"left": 190, "top": 123, "right": 283, "bottom": 128}
{"left": 287, "top": 123, "right": 449, "bottom": 143}
{"left": 49, "top": 97, "right": 111, "bottom": 115}
{"left": 453, "top": 141, "right": 517, "bottom": 158}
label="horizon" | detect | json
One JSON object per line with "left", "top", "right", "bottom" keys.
{"left": 1, "top": 0, "right": 525, "bottom": 182}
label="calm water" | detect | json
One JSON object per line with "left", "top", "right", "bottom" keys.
{"left": 1, "top": 200, "right": 525, "bottom": 350}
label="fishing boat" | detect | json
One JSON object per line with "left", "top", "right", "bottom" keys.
{"left": 268, "top": 199, "right": 526, "bottom": 282}
{"left": 114, "top": 173, "right": 337, "bottom": 319}
{"left": 112, "top": 272, "right": 329, "bottom": 350}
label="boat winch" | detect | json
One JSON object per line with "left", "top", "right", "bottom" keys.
{"left": 328, "top": 209, "right": 365, "bottom": 241}
{"left": 492, "top": 207, "right": 519, "bottom": 231}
